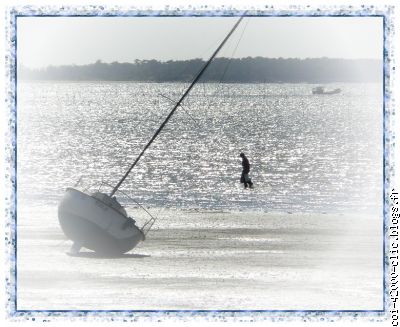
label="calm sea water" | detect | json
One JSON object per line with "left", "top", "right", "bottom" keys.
{"left": 17, "top": 81, "right": 382, "bottom": 215}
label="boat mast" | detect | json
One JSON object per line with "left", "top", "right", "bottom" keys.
{"left": 110, "top": 14, "right": 246, "bottom": 197}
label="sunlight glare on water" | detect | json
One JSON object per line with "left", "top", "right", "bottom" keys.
{"left": 17, "top": 82, "right": 382, "bottom": 215}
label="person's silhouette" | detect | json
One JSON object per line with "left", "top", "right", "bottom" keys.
{"left": 240, "top": 153, "right": 254, "bottom": 189}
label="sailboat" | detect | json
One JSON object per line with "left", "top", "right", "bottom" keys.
{"left": 312, "top": 86, "right": 341, "bottom": 95}
{"left": 58, "top": 15, "right": 246, "bottom": 256}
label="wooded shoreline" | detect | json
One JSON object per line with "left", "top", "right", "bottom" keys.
{"left": 20, "top": 57, "right": 382, "bottom": 83}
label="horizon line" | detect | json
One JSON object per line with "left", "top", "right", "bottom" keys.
{"left": 20, "top": 56, "right": 383, "bottom": 70}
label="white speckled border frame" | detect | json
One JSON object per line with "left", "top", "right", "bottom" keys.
{"left": 4, "top": 3, "right": 395, "bottom": 324}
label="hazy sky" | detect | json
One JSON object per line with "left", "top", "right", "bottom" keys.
{"left": 18, "top": 16, "right": 383, "bottom": 68}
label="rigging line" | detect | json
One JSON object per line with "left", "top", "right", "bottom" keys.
{"left": 171, "top": 24, "right": 239, "bottom": 99}
{"left": 179, "top": 18, "right": 250, "bottom": 126}
{"left": 158, "top": 19, "right": 250, "bottom": 144}
{"left": 217, "top": 17, "right": 250, "bottom": 85}
{"left": 158, "top": 93, "right": 202, "bottom": 129}
{"left": 203, "top": 17, "right": 250, "bottom": 115}
{"left": 100, "top": 180, "right": 158, "bottom": 222}
{"left": 175, "top": 22, "right": 247, "bottom": 97}
{"left": 204, "top": 17, "right": 250, "bottom": 146}
{"left": 117, "top": 189, "right": 157, "bottom": 221}
{"left": 174, "top": 27, "right": 235, "bottom": 96}
{"left": 110, "top": 13, "right": 247, "bottom": 197}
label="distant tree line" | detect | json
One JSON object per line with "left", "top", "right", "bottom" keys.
{"left": 19, "top": 57, "right": 382, "bottom": 83}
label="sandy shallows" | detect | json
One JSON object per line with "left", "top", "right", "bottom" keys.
{"left": 16, "top": 208, "right": 383, "bottom": 311}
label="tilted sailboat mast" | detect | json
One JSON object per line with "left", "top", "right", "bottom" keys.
{"left": 110, "top": 14, "right": 246, "bottom": 197}
{"left": 58, "top": 14, "right": 247, "bottom": 256}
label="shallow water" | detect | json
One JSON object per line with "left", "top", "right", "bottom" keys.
{"left": 15, "top": 82, "right": 384, "bottom": 310}
{"left": 17, "top": 81, "right": 382, "bottom": 215}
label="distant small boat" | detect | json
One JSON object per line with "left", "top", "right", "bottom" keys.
{"left": 312, "top": 86, "right": 341, "bottom": 95}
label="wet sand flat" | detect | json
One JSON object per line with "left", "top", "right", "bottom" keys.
{"left": 16, "top": 209, "right": 383, "bottom": 310}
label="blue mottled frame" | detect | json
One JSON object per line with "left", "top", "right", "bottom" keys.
{"left": 4, "top": 4, "right": 394, "bottom": 323}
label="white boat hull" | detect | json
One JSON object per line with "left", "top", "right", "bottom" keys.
{"left": 58, "top": 188, "right": 144, "bottom": 255}
{"left": 312, "top": 87, "right": 341, "bottom": 95}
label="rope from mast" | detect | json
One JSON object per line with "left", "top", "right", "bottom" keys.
{"left": 110, "top": 14, "right": 247, "bottom": 196}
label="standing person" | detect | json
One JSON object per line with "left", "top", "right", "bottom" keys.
{"left": 240, "top": 152, "right": 254, "bottom": 189}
